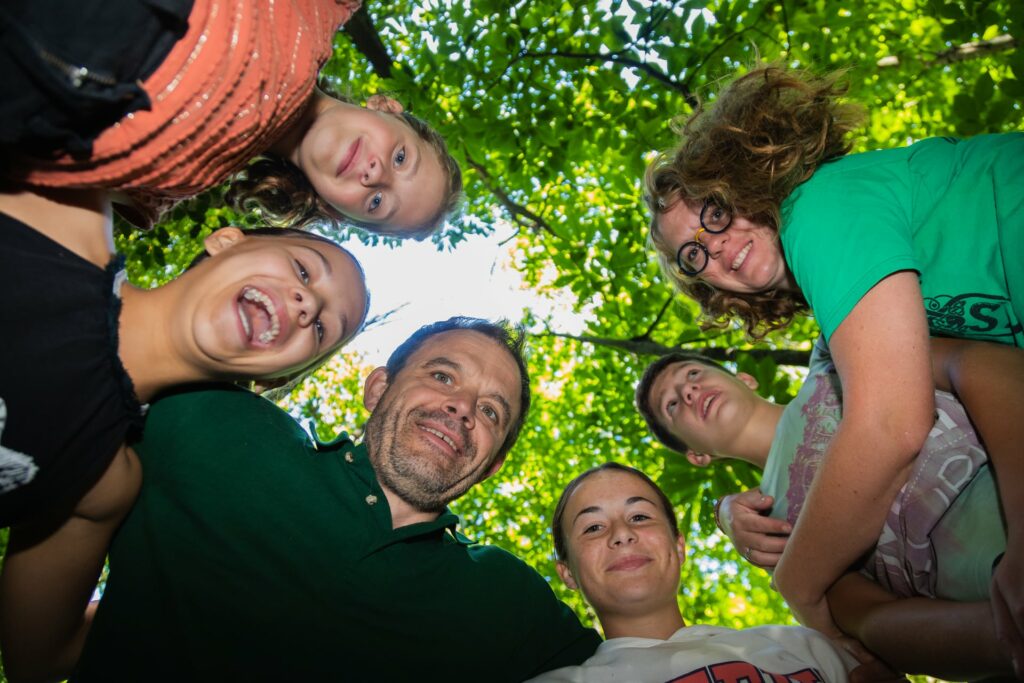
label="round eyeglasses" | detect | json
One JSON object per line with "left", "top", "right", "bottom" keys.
{"left": 675, "top": 200, "right": 733, "bottom": 277}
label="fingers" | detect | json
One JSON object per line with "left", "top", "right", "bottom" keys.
{"left": 743, "top": 544, "right": 785, "bottom": 569}
{"left": 732, "top": 487, "right": 774, "bottom": 511}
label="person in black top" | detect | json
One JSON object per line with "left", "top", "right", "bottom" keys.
{"left": 0, "top": 185, "right": 369, "bottom": 681}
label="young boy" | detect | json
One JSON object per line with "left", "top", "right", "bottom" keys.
{"left": 635, "top": 337, "right": 1020, "bottom": 677}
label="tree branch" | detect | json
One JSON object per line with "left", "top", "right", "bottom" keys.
{"left": 341, "top": 6, "right": 394, "bottom": 78}
{"left": 877, "top": 34, "right": 1016, "bottom": 68}
{"left": 543, "top": 330, "right": 811, "bottom": 367}
{"left": 520, "top": 50, "right": 696, "bottom": 106}
{"left": 636, "top": 296, "right": 675, "bottom": 341}
{"left": 464, "top": 153, "right": 564, "bottom": 240}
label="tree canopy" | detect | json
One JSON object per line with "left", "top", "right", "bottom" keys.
{"left": 4, "top": 1, "right": 1016, "bottom": 679}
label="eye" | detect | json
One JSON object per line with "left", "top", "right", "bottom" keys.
{"left": 629, "top": 513, "right": 652, "bottom": 523}
{"left": 314, "top": 318, "right": 325, "bottom": 343}
{"left": 432, "top": 371, "right": 452, "bottom": 384}
{"left": 394, "top": 146, "right": 406, "bottom": 167}
{"left": 368, "top": 192, "right": 383, "bottom": 213}
{"left": 296, "top": 260, "right": 310, "bottom": 284}
{"left": 684, "top": 245, "right": 701, "bottom": 264}
{"left": 582, "top": 523, "right": 603, "bottom": 535}
{"left": 480, "top": 404, "right": 499, "bottom": 423}
{"left": 665, "top": 398, "right": 678, "bottom": 416}
{"left": 687, "top": 368, "right": 700, "bottom": 380}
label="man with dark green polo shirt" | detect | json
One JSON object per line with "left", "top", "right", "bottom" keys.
{"left": 72, "top": 318, "right": 600, "bottom": 682}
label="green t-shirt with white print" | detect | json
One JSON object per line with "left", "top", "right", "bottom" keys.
{"left": 780, "top": 133, "right": 1023, "bottom": 346}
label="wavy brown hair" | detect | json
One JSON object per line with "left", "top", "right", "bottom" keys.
{"left": 227, "top": 96, "right": 462, "bottom": 241}
{"left": 644, "top": 64, "right": 864, "bottom": 337}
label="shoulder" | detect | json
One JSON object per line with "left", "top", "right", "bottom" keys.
{"left": 138, "top": 384, "right": 308, "bottom": 459}
{"left": 464, "top": 542, "right": 551, "bottom": 586}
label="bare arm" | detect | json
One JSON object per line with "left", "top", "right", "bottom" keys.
{"left": 772, "top": 272, "right": 936, "bottom": 636}
{"left": 931, "top": 336, "right": 1024, "bottom": 675}
{"left": 0, "top": 446, "right": 140, "bottom": 683}
{"left": 829, "top": 572, "right": 1013, "bottom": 679}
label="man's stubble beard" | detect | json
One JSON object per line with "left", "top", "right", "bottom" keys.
{"left": 364, "top": 402, "right": 481, "bottom": 514}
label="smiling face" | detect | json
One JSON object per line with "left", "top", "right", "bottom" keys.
{"left": 656, "top": 198, "right": 793, "bottom": 294}
{"left": 362, "top": 330, "right": 523, "bottom": 513}
{"left": 646, "top": 360, "right": 760, "bottom": 461}
{"left": 556, "top": 469, "right": 685, "bottom": 622}
{"left": 293, "top": 97, "right": 447, "bottom": 235}
{"left": 184, "top": 228, "right": 368, "bottom": 382}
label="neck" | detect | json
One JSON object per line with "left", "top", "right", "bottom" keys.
{"left": 117, "top": 282, "right": 205, "bottom": 403}
{"left": 0, "top": 186, "right": 113, "bottom": 267}
{"left": 600, "top": 603, "right": 686, "bottom": 641}
{"left": 379, "top": 483, "right": 442, "bottom": 530}
{"left": 267, "top": 89, "right": 330, "bottom": 164}
{"left": 725, "top": 397, "right": 785, "bottom": 470}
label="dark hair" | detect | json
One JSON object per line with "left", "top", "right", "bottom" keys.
{"left": 226, "top": 105, "right": 463, "bottom": 241}
{"left": 644, "top": 64, "right": 862, "bottom": 338}
{"left": 552, "top": 462, "right": 679, "bottom": 561}
{"left": 635, "top": 352, "right": 729, "bottom": 454}
{"left": 385, "top": 317, "right": 530, "bottom": 460}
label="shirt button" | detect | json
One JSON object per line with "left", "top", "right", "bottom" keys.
{"left": 365, "top": 494, "right": 378, "bottom": 506}
{"left": 345, "top": 453, "right": 354, "bottom": 463}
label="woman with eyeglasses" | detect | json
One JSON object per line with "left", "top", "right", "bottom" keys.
{"left": 642, "top": 63, "right": 1023, "bottom": 658}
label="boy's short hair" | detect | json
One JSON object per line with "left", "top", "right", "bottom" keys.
{"left": 635, "top": 352, "right": 729, "bottom": 453}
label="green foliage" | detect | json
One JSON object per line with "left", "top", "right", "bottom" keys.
{"left": 111, "top": 0, "right": 1018, "bottom": 672}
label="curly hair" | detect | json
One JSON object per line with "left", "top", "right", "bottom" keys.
{"left": 227, "top": 98, "right": 462, "bottom": 241}
{"left": 644, "top": 63, "right": 863, "bottom": 337}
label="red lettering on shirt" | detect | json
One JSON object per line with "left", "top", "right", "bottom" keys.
{"left": 667, "top": 662, "right": 826, "bottom": 683}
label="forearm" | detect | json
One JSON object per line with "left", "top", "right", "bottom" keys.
{"left": 829, "top": 573, "right": 1012, "bottom": 678}
{"left": 1, "top": 516, "right": 111, "bottom": 682}
{"left": 0, "top": 447, "right": 139, "bottom": 682}
{"left": 773, "top": 418, "right": 922, "bottom": 619}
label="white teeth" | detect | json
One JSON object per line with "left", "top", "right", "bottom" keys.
{"left": 732, "top": 242, "right": 752, "bottom": 270}
{"left": 242, "top": 287, "right": 280, "bottom": 343}
{"left": 422, "top": 426, "right": 457, "bottom": 451}
{"left": 702, "top": 394, "right": 714, "bottom": 417}
{"left": 240, "top": 309, "right": 251, "bottom": 337}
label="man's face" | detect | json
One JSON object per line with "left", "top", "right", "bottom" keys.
{"left": 362, "top": 330, "right": 522, "bottom": 512}
{"left": 647, "top": 361, "right": 759, "bottom": 461}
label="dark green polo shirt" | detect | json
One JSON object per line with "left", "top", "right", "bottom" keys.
{"left": 73, "top": 385, "right": 599, "bottom": 682}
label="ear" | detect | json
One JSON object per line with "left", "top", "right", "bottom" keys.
{"left": 675, "top": 535, "right": 687, "bottom": 565}
{"left": 482, "top": 453, "right": 507, "bottom": 480}
{"left": 365, "top": 94, "right": 404, "bottom": 115}
{"left": 685, "top": 450, "right": 713, "bottom": 468}
{"left": 556, "top": 561, "right": 579, "bottom": 591}
{"left": 362, "top": 367, "right": 390, "bottom": 411}
{"left": 736, "top": 372, "right": 759, "bottom": 391}
{"left": 203, "top": 226, "right": 245, "bottom": 256}
{"left": 251, "top": 376, "right": 291, "bottom": 394}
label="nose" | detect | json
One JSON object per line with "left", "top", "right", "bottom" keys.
{"left": 681, "top": 377, "right": 700, "bottom": 406}
{"left": 290, "top": 285, "right": 323, "bottom": 328}
{"left": 701, "top": 229, "right": 728, "bottom": 258}
{"left": 361, "top": 155, "right": 391, "bottom": 186}
{"left": 444, "top": 392, "right": 476, "bottom": 429}
{"left": 609, "top": 521, "right": 637, "bottom": 547}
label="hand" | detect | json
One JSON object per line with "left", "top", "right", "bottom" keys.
{"left": 717, "top": 488, "right": 791, "bottom": 568}
{"left": 833, "top": 635, "right": 905, "bottom": 681}
{"left": 991, "top": 543, "right": 1024, "bottom": 677}
{"left": 782, "top": 590, "right": 842, "bottom": 641}
{"left": 848, "top": 657, "right": 908, "bottom": 683}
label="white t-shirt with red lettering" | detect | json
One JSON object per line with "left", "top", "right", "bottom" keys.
{"left": 527, "top": 624, "right": 854, "bottom": 683}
